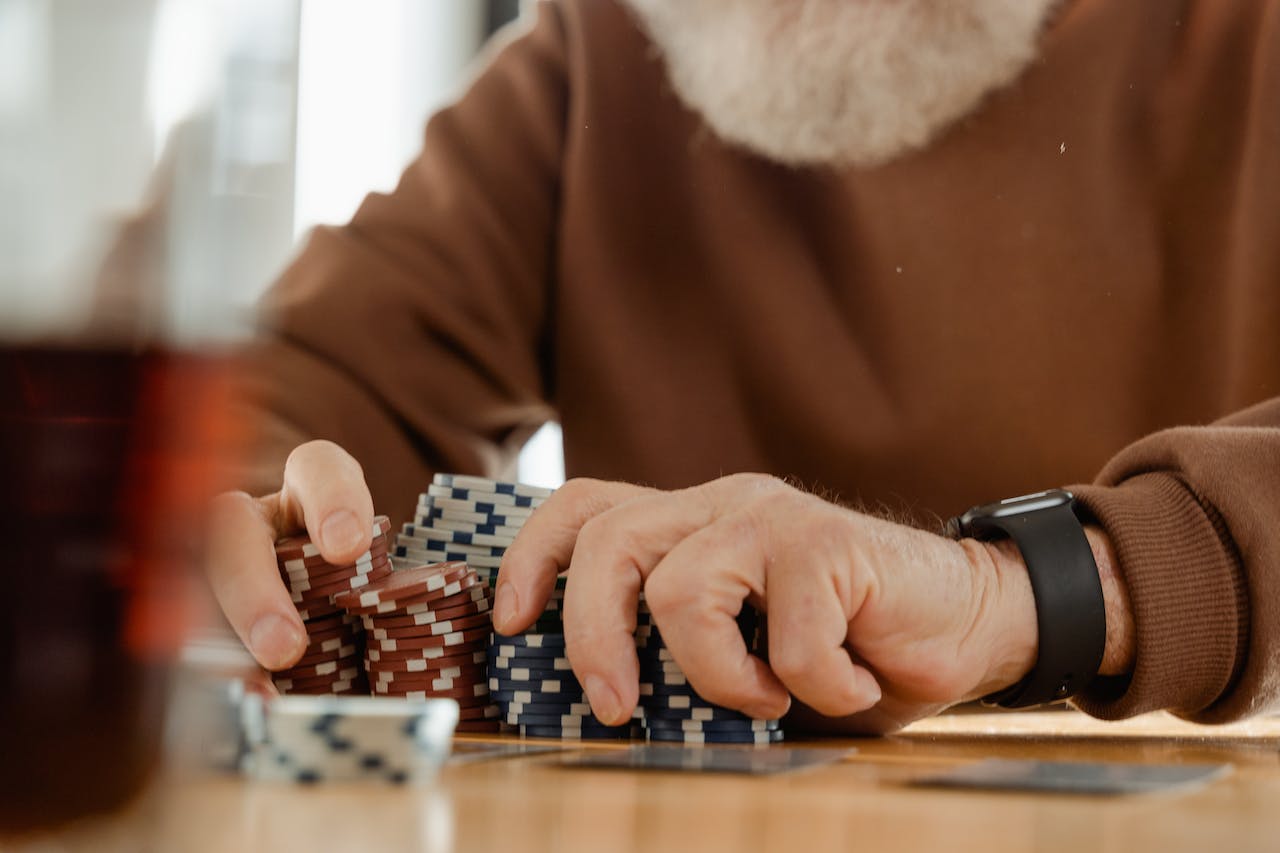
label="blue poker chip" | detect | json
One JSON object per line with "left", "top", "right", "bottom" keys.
{"left": 645, "top": 728, "right": 785, "bottom": 745}
{"left": 642, "top": 717, "right": 780, "bottom": 733}
{"left": 499, "top": 699, "right": 597, "bottom": 716}
{"left": 638, "top": 705, "right": 756, "bottom": 723}
{"left": 490, "top": 688, "right": 588, "bottom": 705}
{"left": 638, "top": 681, "right": 706, "bottom": 698}
{"left": 487, "top": 649, "right": 573, "bottom": 667}
{"left": 427, "top": 484, "right": 543, "bottom": 509}
{"left": 487, "top": 664, "right": 576, "bottom": 681}
{"left": 490, "top": 632, "right": 567, "bottom": 648}
{"left": 421, "top": 505, "right": 534, "bottom": 530}
{"left": 432, "top": 475, "right": 554, "bottom": 501}
{"left": 517, "top": 724, "right": 632, "bottom": 740}
{"left": 399, "top": 537, "right": 508, "bottom": 558}
{"left": 488, "top": 644, "right": 574, "bottom": 661}
{"left": 503, "top": 711, "right": 615, "bottom": 727}
{"left": 400, "top": 526, "right": 515, "bottom": 550}
{"left": 488, "top": 676, "right": 583, "bottom": 694}
{"left": 488, "top": 654, "right": 573, "bottom": 669}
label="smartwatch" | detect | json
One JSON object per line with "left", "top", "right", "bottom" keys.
{"left": 945, "top": 489, "right": 1106, "bottom": 708}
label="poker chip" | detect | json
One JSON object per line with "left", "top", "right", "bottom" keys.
{"left": 370, "top": 612, "right": 493, "bottom": 639}
{"left": 333, "top": 562, "right": 470, "bottom": 609}
{"left": 271, "top": 519, "right": 399, "bottom": 697}
{"left": 273, "top": 516, "right": 393, "bottom": 561}
{"left": 368, "top": 649, "right": 489, "bottom": 674}
{"left": 364, "top": 597, "right": 491, "bottom": 630}
{"left": 633, "top": 600, "right": 784, "bottom": 744}
{"left": 644, "top": 728, "right": 786, "bottom": 745}
{"left": 487, "top": 676, "right": 583, "bottom": 695}
{"left": 433, "top": 474, "right": 555, "bottom": 500}
{"left": 395, "top": 544, "right": 505, "bottom": 571}
{"left": 516, "top": 724, "right": 633, "bottom": 740}
{"left": 240, "top": 693, "right": 458, "bottom": 784}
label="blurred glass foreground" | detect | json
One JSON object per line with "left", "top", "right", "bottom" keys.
{"left": 0, "top": 0, "right": 303, "bottom": 833}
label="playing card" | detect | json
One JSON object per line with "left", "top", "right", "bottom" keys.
{"left": 554, "top": 744, "right": 853, "bottom": 775}
{"left": 912, "top": 758, "right": 1231, "bottom": 795}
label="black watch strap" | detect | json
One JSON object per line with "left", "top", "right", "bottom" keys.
{"left": 946, "top": 489, "right": 1106, "bottom": 708}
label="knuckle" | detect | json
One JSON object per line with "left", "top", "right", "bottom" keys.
{"left": 767, "top": 643, "right": 813, "bottom": 684}
{"left": 641, "top": 570, "right": 688, "bottom": 617}
{"left": 724, "top": 471, "right": 786, "bottom": 496}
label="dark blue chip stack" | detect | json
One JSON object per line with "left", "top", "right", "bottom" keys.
{"left": 488, "top": 628, "right": 641, "bottom": 739}
{"left": 636, "top": 598, "right": 784, "bottom": 744}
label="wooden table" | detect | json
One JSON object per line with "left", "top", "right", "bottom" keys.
{"left": 11, "top": 711, "right": 1279, "bottom": 853}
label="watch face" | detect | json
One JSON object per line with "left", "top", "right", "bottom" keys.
{"left": 983, "top": 489, "right": 1074, "bottom": 519}
{"left": 955, "top": 489, "right": 1074, "bottom": 534}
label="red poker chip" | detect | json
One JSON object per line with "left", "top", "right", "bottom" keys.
{"left": 342, "top": 576, "right": 486, "bottom": 617}
{"left": 370, "top": 664, "right": 488, "bottom": 687}
{"left": 300, "top": 625, "right": 361, "bottom": 648}
{"left": 332, "top": 562, "right": 471, "bottom": 609}
{"left": 288, "top": 558, "right": 393, "bottom": 599}
{"left": 277, "top": 542, "right": 392, "bottom": 574}
{"left": 365, "top": 650, "right": 488, "bottom": 674}
{"left": 299, "top": 611, "right": 352, "bottom": 632}
{"left": 373, "top": 673, "right": 484, "bottom": 694}
{"left": 370, "top": 626, "right": 491, "bottom": 651}
{"left": 273, "top": 674, "right": 364, "bottom": 693}
{"left": 279, "top": 555, "right": 391, "bottom": 590}
{"left": 362, "top": 598, "right": 492, "bottom": 630}
{"left": 274, "top": 660, "right": 361, "bottom": 680}
{"left": 274, "top": 516, "right": 392, "bottom": 559}
{"left": 453, "top": 720, "right": 503, "bottom": 733}
{"left": 368, "top": 612, "right": 493, "bottom": 639}
{"left": 353, "top": 582, "right": 491, "bottom": 619}
{"left": 282, "top": 548, "right": 391, "bottom": 589}
{"left": 290, "top": 568, "right": 396, "bottom": 607}
{"left": 373, "top": 676, "right": 488, "bottom": 696}
{"left": 291, "top": 646, "right": 361, "bottom": 668}
{"left": 295, "top": 602, "right": 342, "bottom": 621}
{"left": 456, "top": 704, "right": 501, "bottom": 722}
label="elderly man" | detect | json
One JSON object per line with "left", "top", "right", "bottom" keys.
{"left": 211, "top": 0, "right": 1280, "bottom": 733}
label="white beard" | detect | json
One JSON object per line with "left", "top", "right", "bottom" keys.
{"left": 620, "top": 0, "right": 1061, "bottom": 168}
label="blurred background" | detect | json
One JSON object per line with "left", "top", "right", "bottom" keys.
{"left": 0, "top": 0, "right": 564, "bottom": 486}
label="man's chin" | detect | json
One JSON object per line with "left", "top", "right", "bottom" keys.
{"left": 621, "top": 0, "right": 1062, "bottom": 169}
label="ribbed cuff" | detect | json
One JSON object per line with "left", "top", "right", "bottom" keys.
{"left": 1069, "top": 473, "right": 1248, "bottom": 720}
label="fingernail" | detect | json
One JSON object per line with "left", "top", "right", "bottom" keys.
{"left": 584, "top": 674, "right": 622, "bottom": 725}
{"left": 320, "top": 509, "right": 362, "bottom": 555}
{"left": 494, "top": 583, "right": 519, "bottom": 632}
{"left": 249, "top": 613, "right": 305, "bottom": 670}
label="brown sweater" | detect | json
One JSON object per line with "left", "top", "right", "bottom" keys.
{"left": 243, "top": 0, "right": 1280, "bottom": 723}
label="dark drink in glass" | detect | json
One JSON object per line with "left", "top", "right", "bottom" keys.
{"left": 0, "top": 345, "right": 235, "bottom": 833}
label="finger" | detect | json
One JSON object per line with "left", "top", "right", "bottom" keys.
{"left": 644, "top": 515, "right": 791, "bottom": 721}
{"left": 206, "top": 491, "right": 307, "bottom": 670}
{"left": 494, "top": 478, "right": 655, "bottom": 635}
{"left": 767, "top": 561, "right": 882, "bottom": 716}
{"left": 275, "top": 440, "right": 375, "bottom": 564}
{"left": 560, "top": 477, "right": 783, "bottom": 724}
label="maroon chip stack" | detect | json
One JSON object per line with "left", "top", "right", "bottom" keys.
{"left": 334, "top": 562, "right": 499, "bottom": 732}
{"left": 271, "top": 515, "right": 394, "bottom": 695}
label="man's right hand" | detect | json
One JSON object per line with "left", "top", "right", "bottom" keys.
{"left": 205, "top": 440, "right": 375, "bottom": 670}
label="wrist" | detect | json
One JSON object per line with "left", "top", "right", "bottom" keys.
{"left": 963, "top": 537, "right": 1038, "bottom": 700}
{"left": 962, "top": 524, "right": 1134, "bottom": 702}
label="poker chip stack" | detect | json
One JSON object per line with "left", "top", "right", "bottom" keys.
{"left": 271, "top": 515, "right": 394, "bottom": 695}
{"left": 240, "top": 694, "right": 459, "bottom": 784}
{"left": 390, "top": 474, "right": 553, "bottom": 587}
{"left": 488, "top": 625, "right": 640, "bottom": 741}
{"left": 333, "top": 562, "right": 500, "bottom": 733}
{"left": 635, "top": 600, "right": 784, "bottom": 745}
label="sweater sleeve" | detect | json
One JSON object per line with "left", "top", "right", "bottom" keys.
{"left": 1069, "top": 396, "right": 1280, "bottom": 722}
{"left": 231, "top": 4, "right": 568, "bottom": 513}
